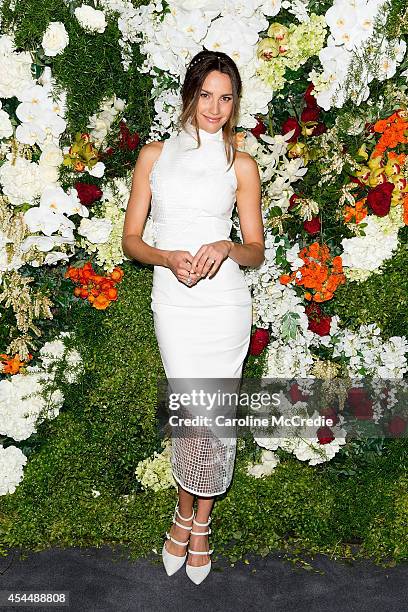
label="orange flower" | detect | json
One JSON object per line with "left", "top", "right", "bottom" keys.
{"left": 279, "top": 274, "right": 292, "bottom": 285}
{"left": 279, "top": 242, "right": 346, "bottom": 302}
{"left": 372, "top": 110, "right": 408, "bottom": 157}
{"left": 93, "top": 294, "right": 111, "bottom": 310}
{"left": 332, "top": 256, "right": 344, "bottom": 273}
{"left": 387, "top": 151, "right": 406, "bottom": 165}
{"left": 0, "top": 353, "right": 32, "bottom": 374}
{"left": 105, "top": 287, "right": 118, "bottom": 301}
{"left": 109, "top": 267, "right": 124, "bottom": 282}
{"left": 343, "top": 197, "right": 368, "bottom": 224}
{"left": 66, "top": 261, "right": 124, "bottom": 309}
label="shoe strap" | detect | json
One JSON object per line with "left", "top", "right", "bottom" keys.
{"left": 187, "top": 548, "right": 214, "bottom": 555}
{"left": 173, "top": 519, "right": 193, "bottom": 530}
{"left": 165, "top": 532, "right": 189, "bottom": 547}
{"left": 192, "top": 516, "right": 211, "bottom": 527}
{"left": 190, "top": 528, "right": 211, "bottom": 536}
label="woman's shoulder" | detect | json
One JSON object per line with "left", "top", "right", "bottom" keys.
{"left": 234, "top": 149, "right": 259, "bottom": 177}
{"left": 140, "top": 140, "right": 165, "bottom": 161}
{"left": 137, "top": 141, "right": 168, "bottom": 175}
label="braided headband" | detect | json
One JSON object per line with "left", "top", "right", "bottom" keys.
{"left": 189, "top": 52, "right": 223, "bottom": 68}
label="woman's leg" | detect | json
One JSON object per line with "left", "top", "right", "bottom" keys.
{"left": 187, "top": 495, "right": 214, "bottom": 567}
{"left": 165, "top": 484, "right": 194, "bottom": 557}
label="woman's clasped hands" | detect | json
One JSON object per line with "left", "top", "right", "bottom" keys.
{"left": 167, "top": 240, "right": 233, "bottom": 287}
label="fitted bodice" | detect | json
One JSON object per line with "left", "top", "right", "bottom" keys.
{"left": 149, "top": 119, "right": 252, "bottom": 307}
{"left": 149, "top": 119, "right": 237, "bottom": 251}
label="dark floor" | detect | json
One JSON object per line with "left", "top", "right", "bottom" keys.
{"left": 0, "top": 545, "right": 407, "bottom": 612}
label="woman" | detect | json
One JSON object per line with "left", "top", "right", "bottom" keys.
{"left": 122, "top": 50, "right": 264, "bottom": 585}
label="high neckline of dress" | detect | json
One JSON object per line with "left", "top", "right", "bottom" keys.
{"left": 183, "top": 118, "right": 224, "bottom": 142}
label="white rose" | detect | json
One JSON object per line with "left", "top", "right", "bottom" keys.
{"left": 74, "top": 5, "right": 107, "bottom": 34}
{"left": 78, "top": 217, "right": 112, "bottom": 243}
{"left": 39, "top": 145, "right": 64, "bottom": 167}
{"left": 42, "top": 22, "right": 69, "bottom": 57}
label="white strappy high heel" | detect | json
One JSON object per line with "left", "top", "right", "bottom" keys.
{"left": 162, "top": 503, "right": 195, "bottom": 576}
{"left": 185, "top": 515, "right": 213, "bottom": 585}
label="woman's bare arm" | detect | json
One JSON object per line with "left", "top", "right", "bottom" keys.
{"left": 227, "top": 151, "right": 264, "bottom": 268}
{"left": 121, "top": 142, "right": 171, "bottom": 267}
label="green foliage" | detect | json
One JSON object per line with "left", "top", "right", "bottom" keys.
{"left": 333, "top": 235, "right": 408, "bottom": 338}
{"left": 0, "top": 263, "right": 163, "bottom": 543}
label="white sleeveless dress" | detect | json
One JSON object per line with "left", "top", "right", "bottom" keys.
{"left": 149, "top": 119, "right": 253, "bottom": 497}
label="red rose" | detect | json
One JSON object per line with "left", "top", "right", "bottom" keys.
{"left": 353, "top": 398, "right": 373, "bottom": 420}
{"left": 366, "top": 182, "right": 394, "bottom": 216}
{"left": 301, "top": 107, "right": 320, "bottom": 123}
{"left": 282, "top": 117, "right": 301, "bottom": 142}
{"left": 289, "top": 382, "right": 309, "bottom": 403}
{"left": 317, "top": 425, "right": 335, "bottom": 444}
{"left": 387, "top": 416, "right": 407, "bottom": 436}
{"left": 348, "top": 388, "right": 367, "bottom": 407}
{"left": 348, "top": 388, "right": 373, "bottom": 420}
{"left": 304, "top": 83, "right": 318, "bottom": 108}
{"left": 129, "top": 134, "right": 140, "bottom": 150}
{"left": 251, "top": 118, "right": 267, "bottom": 138}
{"left": 249, "top": 328, "right": 270, "bottom": 355}
{"left": 305, "top": 303, "right": 332, "bottom": 336}
{"left": 119, "top": 121, "right": 140, "bottom": 151}
{"left": 74, "top": 182, "right": 103, "bottom": 206}
{"left": 303, "top": 216, "right": 321, "bottom": 235}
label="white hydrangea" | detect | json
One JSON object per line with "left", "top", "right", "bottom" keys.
{"left": 329, "top": 324, "right": 408, "bottom": 379}
{"left": 135, "top": 439, "right": 177, "bottom": 492}
{"left": 0, "top": 333, "right": 83, "bottom": 444}
{"left": 39, "top": 334, "right": 84, "bottom": 383}
{"left": 0, "top": 157, "right": 47, "bottom": 206}
{"left": 246, "top": 449, "right": 280, "bottom": 477}
{"left": 263, "top": 336, "right": 315, "bottom": 378}
{"left": 0, "top": 101, "right": 13, "bottom": 138}
{"left": 341, "top": 215, "right": 400, "bottom": 282}
{"left": 0, "top": 35, "right": 34, "bottom": 100}
{"left": 0, "top": 445, "right": 28, "bottom": 495}
{"left": 0, "top": 371, "right": 62, "bottom": 441}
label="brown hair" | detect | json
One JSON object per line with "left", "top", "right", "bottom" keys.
{"left": 177, "top": 50, "right": 242, "bottom": 170}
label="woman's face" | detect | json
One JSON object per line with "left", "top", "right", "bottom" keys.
{"left": 195, "top": 70, "right": 234, "bottom": 132}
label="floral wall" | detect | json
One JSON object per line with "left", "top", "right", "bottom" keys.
{"left": 0, "top": 0, "right": 407, "bottom": 494}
